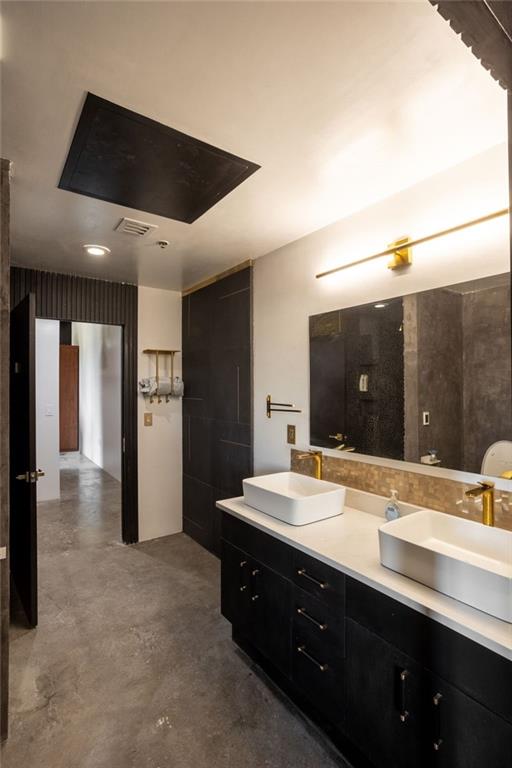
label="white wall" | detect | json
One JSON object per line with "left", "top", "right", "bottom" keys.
{"left": 253, "top": 143, "right": 510, "bottom": 475}
{"left": 138, "top": 286, "right": 182, "bottom": 542}
{"left": 72, "top": 322, "right": 122, "bottom": 481}
{"left": 36, "top": 319, "right": 60, "bottom": 501}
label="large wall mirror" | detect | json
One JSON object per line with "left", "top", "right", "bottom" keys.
{"left": 309, "top": 272, "right": 511, "bottom": 477}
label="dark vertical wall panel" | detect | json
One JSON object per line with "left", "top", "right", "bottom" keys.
{"left": 10, "top": 267, "right": 138, "bottom": 544}
{"left": 182, "top": 267, "right": 253, "bottom": 556}
{"left": 1, "top": 159, "right": 12, "bottom": 740}
{"left": 430, "top": 1, "right": 512, "bottom": 91}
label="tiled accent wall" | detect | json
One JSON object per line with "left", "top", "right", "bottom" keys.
{"left": 290, "top": 450, "right": 512, "bottom": 531}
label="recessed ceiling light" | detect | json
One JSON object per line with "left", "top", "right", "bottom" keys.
{"left": 84, "top": 244, "right": 111, "bottom": 257}
{"left": 374, "top": 302, "right": 388, "bottom": 309}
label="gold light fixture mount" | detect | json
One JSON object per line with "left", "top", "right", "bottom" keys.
{"left": 387, "top": 236, "right": 412, "bottom": 270}
{"left": 315, "top": 207, "right": 509, "bottom": 279}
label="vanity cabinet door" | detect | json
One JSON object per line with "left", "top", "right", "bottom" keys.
{"left": 426, "top": 672, "right": 512, "bottom": 768}
{"left": 220, "top": 541, "right": 252, "bottom": 632}
{"left": 221, "top": 540, "right": 291, "bottom": 676}
{"left": 250, "top": 561, "right": 292, "bottom": 676}
{"left": 346, "top": 619, "right": 427, "bottom": 768}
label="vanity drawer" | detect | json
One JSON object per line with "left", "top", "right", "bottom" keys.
{"left": 291, "top": 626, "right": 346, "bottom": 727}
{"left": 292, "top": 549, "right": 345, "bottom": 607}
{"left": 292, "top": 586, "right": 345, "bottom": 658}
{"left": 221, "top": 512, "right": 292, "bottom": 578}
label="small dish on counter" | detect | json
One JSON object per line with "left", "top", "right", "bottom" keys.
{"left": 243, "top": 471, "right": 345, "bottom": 525}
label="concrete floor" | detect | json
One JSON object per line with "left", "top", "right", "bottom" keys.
{"left": 2, "top": 454, "right": 348, "bottom": 768}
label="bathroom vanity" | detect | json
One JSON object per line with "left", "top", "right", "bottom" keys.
{"left": 218, "top": 497, "right": 512, "bottom": 768}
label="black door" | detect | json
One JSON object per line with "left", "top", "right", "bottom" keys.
{"left": 250, "top": 561, "right": 291, "bottom": 675}
{"left": 346, "top": 619, "right": 426, "bottom": 768}
{"left": 9, "top": 293, "right": 38, "bottom": 627}
{"left": 426, "top": 671, "right": 512, "bottom": 768}
{"left": 220, "top": 540, "right": 251, "bottom": 633}
{"left": 221, "top": 541, "right": 291, "bottom": 675}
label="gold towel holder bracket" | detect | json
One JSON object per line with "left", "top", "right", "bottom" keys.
{"left": 266, "top": 394, "right": 302, "bottom": 419}
{"left": 143, "top": 349, "right": 180, "bottom": 403}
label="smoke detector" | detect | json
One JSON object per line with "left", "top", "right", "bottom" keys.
{"left": 115, "top": 217, "right": 158, "bottom": 238}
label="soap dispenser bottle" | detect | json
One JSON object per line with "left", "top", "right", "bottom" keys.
{"left": 385, "top": 489, "right": 401, "bottom": 521}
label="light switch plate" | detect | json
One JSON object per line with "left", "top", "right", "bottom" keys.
{"left": 144, "top": 412, "right": 153, "bottom": 427}
{"left": 287, "top": 424, "right": 296, "bottom": 445}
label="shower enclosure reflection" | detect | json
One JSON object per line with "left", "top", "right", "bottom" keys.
{"left": 309, "top": 273, "right": 512, "bottom": 476}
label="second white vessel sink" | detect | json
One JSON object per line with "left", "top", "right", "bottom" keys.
{"left": 379, "top": 510, "right": 512, "bottom": 622}
{"left": 243, "top": 471, "right": 345, "bottom": 525}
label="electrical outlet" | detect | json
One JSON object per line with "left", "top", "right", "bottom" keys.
{"left": 144, "top": 412, "right": 153, "bottom": 427}
{"left": 287, "top": 424, "right": 296, "bottom": 445}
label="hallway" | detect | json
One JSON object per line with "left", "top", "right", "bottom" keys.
{"left": 2, "top": 458, "right": 345, "bottom": 768}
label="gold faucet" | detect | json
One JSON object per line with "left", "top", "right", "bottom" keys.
{"left": 464, "top": 480, "right": 495, "bottom": 526}
{"left": 295, "top": 450, "right": 323, "bottom": 480}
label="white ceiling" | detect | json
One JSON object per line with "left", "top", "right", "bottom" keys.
{"left": 1, "top": 1, "right": 507, "bottom": 291}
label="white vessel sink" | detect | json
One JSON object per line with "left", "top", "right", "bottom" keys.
{"left": 243, "top": 471, "right": 345, "bottom": 526}
{"left": 379, "top": 510, "right": 512, "bottom": 622}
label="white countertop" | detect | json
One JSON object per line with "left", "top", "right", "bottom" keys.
{"left": 217, "top": 497, "right": 512, "bottom": 661}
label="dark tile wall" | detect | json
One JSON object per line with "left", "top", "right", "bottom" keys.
{"left": 1, "top": 159, "right": 11, "bottom": 739}
{"left": 462, "top": 283, "right": 512, "bottom": 473}
{"left": 404, "top": 289, "right": 464, "bottom": 469}
{"left": 310, "top": 299, "right": 404, "bottom": 458}
{"left": 182, "top": 267, "right": 252, "bottom": 556}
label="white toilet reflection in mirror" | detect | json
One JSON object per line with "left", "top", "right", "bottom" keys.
{"left": 481, "top": 441, "right": 512, "bottom": 478}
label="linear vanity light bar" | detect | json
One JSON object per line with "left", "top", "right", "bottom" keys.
{"left": 315, "top": 207, "right": 510, "bottom": 279}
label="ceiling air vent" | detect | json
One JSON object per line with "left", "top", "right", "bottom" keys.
{"left": 115, "top": 217, "right": 158, "bottom": 237}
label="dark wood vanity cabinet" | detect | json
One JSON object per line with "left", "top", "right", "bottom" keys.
{"left": 346, "top": 619, "right": 512, "bottom": 768}
{"left": 221, "top": 540, "right": 291, "bottom": 676}
{"left": 346, "top": 619, "right": 426, "bottom": 768}
{"left": 221, "top": 514, "right": 347, "bottom": 729}
{"left": 220, "top": 512, "right": 512, "bottom": 768}
{"left": 423, "top": 671, "right": 512, "bottom": 768}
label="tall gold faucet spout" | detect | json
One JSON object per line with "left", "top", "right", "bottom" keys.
{"left": 464, "top": 480, "right": 495, "bottom": 526}
{"left": 295, "top": 450, "right": 323, "bottom": 480}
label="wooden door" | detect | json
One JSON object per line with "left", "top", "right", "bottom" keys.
{"left": 9, "top": 293, "right": 38, "bottom": 628}
{"left": 59, "top": 345, "right": 79, "bottom": 451}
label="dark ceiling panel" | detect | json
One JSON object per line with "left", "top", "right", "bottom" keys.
{"left": 59, "top": 93, "right": 260, "bottom": 223}
{"left": 429, "top": 1, "right": 512, "bottom": 91}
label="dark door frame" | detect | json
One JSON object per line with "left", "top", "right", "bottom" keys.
{"left": 9, "top": 293, "right": 38, "bottom": 627}
{"left": 10, "top": 268, "right": 139, "bottom": 544}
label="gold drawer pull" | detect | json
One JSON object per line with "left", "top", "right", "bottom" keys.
{"left": 297, "top": 607, "right": 328, "bottom": 631}
{"left": 297, "top": 644, "right": 328, "bottom": 672}
{"left": 297, "top": 568, "right": 328, "bottom": 590}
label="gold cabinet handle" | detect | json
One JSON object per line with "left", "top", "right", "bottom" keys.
{"left": 297, "top": 568, "right": 328, "bottom": 590}
{"left": 296, "top": 607, "right": 328, "bottom": 631}
{"left": 297, "top": 644, "right": 328, "bottom": 672}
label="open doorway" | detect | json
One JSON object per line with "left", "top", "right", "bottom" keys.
{"left": 10, "top": 318, "right": 123, "bottom": 630}
{"left": 35, "top": 318, "right": 122, "bottom": 528}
